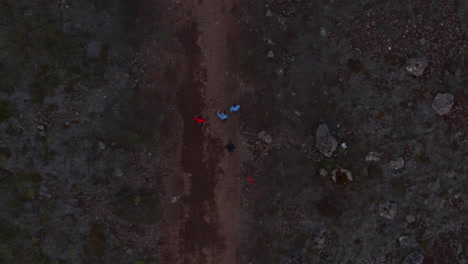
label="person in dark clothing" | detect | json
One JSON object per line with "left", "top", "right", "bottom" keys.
{"left": 225, "top": 141, "right": 236, "bottom": 155}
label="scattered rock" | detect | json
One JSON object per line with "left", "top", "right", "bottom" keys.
{"left": 401, "top": 251, "right": 424, "bottom": 264}
{"left": 262, "top": 134, "right": 272, "bottom": 144}
{"left": 340, "top": 142, "right": 347, "bottom": 149}
{"left": 316, "top": 124, "right": 337, "bottom": 157}
{"left": 275, "top": 67, "right": 284, "bottom": 76}
{"left": 267, "top": 50, "right": 274, "bottom": 58}
{"left": 37, "top": 124, "right": 45, "bottom": 131}
{"left": 98, "top": 141, "right": 106, "bottom": 150}
{"left": 365, "top": 152, "right": 380, "bottom": 162}
{"left": 379, "top": 202, "right": 398, "bottom": 220}
{"left": 445, "top": 170, "right": 456, "bottom": 179}
{"left": 319, "top": 27, "right": 327, "bottom": 38}
{"left": 389, "top": 157, "right": 405, "bottom": 170}
{"left": 171, "top": 196, "right": 179, "bottom": 203}
{"left": 405, "top": 214, "right": 416, "bottom": 224}
{"left": 406, "top": 57, "right": 428, "bottom": 77}
{"left": 114, "top": 168, "right": 123, "bottom": 177}
{"left": 319, "top": 168, "right": 328, "bottom": 177}
{"left": 331, "top": 168, "right": 353, "bottom": 186}
{"left": 431, "top": 93, "right": 454, "bottom": 116}
{"left": 257, "top": 130, "right": 266, "bottom": 139}
{"left": 398, "top": 236, "right": 418, "bottom": 249}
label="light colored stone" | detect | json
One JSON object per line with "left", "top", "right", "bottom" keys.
{"left": 257, "top": 130, "right": 266, "bottom": 139}
{"left": 319, "top": 27, "right": 327, "bottom": 38}
{"left": 98, "top": 141, "right": 106, "bottom": 150}
{"left": 405, "top": 214, "right": 416, "bottom": 224}
{"left": 406, "top": 57, "right": 428, "bottom": 76}
{"left": 401, "top": 251, "right": 424, "bottom": 264}
{"left": 365, "top": 152, "right": 380, "bottom": 162}
{"left": 37, "top": 124, "right": 45, "bottom": 130}
{"left": 262, "top": 134, "right": 272, "bottom": 144}
{"left": 319, "top": 168, "right": 327, "bottom": 177}
{"left": 267, "top": 50, "right": 274, "bottom": 58}
{"left": 432, "top": 93, "right": 454, "bottom": 116}
{"left": 316, "top": 124, "right": 337, "bottom": 157}
{"left": 114, "top": 168, "right": 123, "bottom": 177}
{"left": 171, "top": 196, "right": 179, "bottom": 203}
{"left": 389, "top": 157, "right": 405, "bottom": 170}
{"left": 379, "top": 202, "right": 397, "bottom": 220}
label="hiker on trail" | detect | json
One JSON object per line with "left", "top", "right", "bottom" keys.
{"left": 217, "top": 110, "right": 228, "bottom": 121}
{"left": 193, "top": 115, "right": 206, "bottom": 126}
{"left": 230, "top": 104, "right": 240, "bottom": 112}
{"left": 225, "top": 141, "right": 236, "bottom": 155}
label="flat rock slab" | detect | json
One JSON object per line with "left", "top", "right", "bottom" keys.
{"left": 406, "top": 57, "right": 428, "bottom": 77}
{"left": 432, "top": 93, "right": 454, "bottom": 115}
{"left": 316, "top": 124, "right": 337, "bottom": 157}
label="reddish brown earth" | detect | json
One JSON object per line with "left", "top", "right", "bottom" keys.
{"left": 151, "top": 1, "right": 247, "bottom": 263}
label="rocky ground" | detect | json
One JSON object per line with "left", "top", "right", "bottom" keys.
{"left": 238, "top": 0, "right": 468, "bottom": 263}
{"left": 0, "top": 0, "right": 467, "bottom": 264}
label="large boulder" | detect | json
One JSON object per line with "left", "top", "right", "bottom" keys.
{"left": 316, "top": 124, "right": 337, "bottom": 157}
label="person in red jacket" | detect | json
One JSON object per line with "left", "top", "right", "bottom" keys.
{"left": 193, "top": 115, "right": 206, "bottom": 126}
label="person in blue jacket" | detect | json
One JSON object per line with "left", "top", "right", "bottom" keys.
{"left": 217, "top": 110, "right": 228, "bottom": 121}
{"left": 230, "top": 103, "right": 240, "bottom": 112}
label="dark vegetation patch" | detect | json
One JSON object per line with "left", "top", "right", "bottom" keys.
{"left": 0, "top": 101, "right": 14, "bottom": 122}
{"left": 109, "top": 187, "right": 161, "bottom": 224}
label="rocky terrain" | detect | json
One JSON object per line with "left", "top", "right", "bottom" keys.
{"left": 0, "top": 0, "right": 467, "bottom": 264}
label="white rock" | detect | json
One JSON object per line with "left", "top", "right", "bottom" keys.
{"left": 319, "top": 168, "right": 328, "bottom": 177}
{"left": 431, "top": 93, "right": 454, "bottom": 116}
{"left": 319, "top": 27, "right": 327, "bottom": 38}
{"left": 341, "top": 142, "right": 347, "bottom": 149}
{"left": 98, "top": 141, "right": 106, "bottom": 150}
{"left": 389, "top": 157, "right": 405, "bottom": 170}
{"left": 37, "top": 124, "right": 45, "bottom": 130}
{"left": 257, "top": 130, "right": 266, "bottom": 139}
{"left": 316, "top": 124, "right": 337, "bottom": 157}
{"left": 379, "top": 202, "right": 398, "bottom": 220}
{"left": 171, "top": 196, "right": 179, "bottom": 203}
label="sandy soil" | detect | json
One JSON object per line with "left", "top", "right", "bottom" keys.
{"left": 155, "top": 0, "right": 245, "bottom": 263}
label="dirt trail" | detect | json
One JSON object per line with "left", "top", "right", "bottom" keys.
{"left": 159, "top": 0, "right": 243, "bottom": 263}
